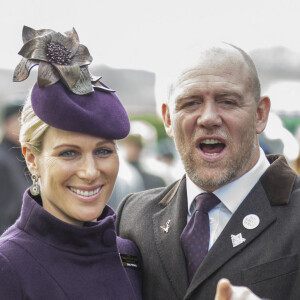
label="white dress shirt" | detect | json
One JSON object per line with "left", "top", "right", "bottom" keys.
{"left": 186, "top": 147, "right": 270, "bottom": 249}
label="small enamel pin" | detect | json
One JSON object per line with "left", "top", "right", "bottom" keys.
{"left": 243, "top": 214, "right": 260, "bottom": 230}
{"left": 120, "top": 254, "right": 140, "bottom": 269}
{"left": 160, "top": 220, "right": 171, "bottom": 233}
{"left": 231, "top": 233, "right": 246, "bottom": 247}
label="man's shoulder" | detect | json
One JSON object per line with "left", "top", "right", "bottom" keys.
{"left": 116, "top": 179, "right": 182, "bottom": 227}
{"left": 120, "top": 180, "right": 181, "bottom": 208}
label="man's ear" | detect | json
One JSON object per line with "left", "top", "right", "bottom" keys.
{"left": 22, "top": 146, "right": 39, "bottom": 176}
{"left": 256, "top": 96, "right": 271, "bottom": 134}
{"left": 162, "top": 103, "right": 174, "bottom": 138}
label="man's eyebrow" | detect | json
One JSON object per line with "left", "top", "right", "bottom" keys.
{"left": 215, "top": 92, "right": 242, "bottom": 99}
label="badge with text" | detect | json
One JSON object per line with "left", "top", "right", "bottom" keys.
{"left": 231, "top": 233, "right": 246, "bottom": 248}
{"left": 243, "top": 214, "right": 260, "bottom": 230}
{"left": 160, "top": 219, "right": 171, "bottom": 233}
{"left": 120, "top": 254, "right": 140, "bottom": 269}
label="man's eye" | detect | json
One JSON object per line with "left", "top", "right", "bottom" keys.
{"left": 186, "top": 101, "right": 197, "bottom": 106}
{"left": 224, "top": 100, "right": 233, "bottom": 105}
{"left": 59, "top": 150, "right": 76, "bottom": 157}
{"left": 220, "top": 99, "right": 236, "bottom": 106}
{"left": 180, "top": 101, "right": 199, "bottom": 109}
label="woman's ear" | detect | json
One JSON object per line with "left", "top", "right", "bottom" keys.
{"left": 22, "top": 146, "right": 39, "bottom": 176}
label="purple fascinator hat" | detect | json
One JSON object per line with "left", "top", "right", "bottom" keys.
{"left": 13, "top": 26, "right": 130, "bottom": 139}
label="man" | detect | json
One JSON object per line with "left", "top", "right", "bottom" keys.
{"left": 121, "top": 133, "right": 166, "bottom": 189}
{"left": 116, "top": 43, "right": 300, "bottom": 299}
{"left": 0, "top": 101, "right": 29, "bottom": 234}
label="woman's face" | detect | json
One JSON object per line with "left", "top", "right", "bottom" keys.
{"left": 24, "top": 127, "right": 119, "bottom": 226}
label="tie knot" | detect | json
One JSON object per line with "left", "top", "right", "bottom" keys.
{"left": 195, "top": 193, "right": 220, "bottom": 213}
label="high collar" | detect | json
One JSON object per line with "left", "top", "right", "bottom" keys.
{"left": 16, "top": 189, "right": 118, "bottom": 255}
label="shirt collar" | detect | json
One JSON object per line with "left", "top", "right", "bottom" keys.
{"left": 186, "top": 147, "right": 270, "bottom": 215}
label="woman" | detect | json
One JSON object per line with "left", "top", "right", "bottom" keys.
{"left": 0, "top": 26, "right": 142, "bottom": 299}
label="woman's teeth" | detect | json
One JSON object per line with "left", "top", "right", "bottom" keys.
{"left": 69, "top": 187, "right": 101, "bottom": 197}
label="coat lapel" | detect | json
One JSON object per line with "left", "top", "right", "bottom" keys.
{"left": 185, "top": 155, "right": 297, "bottom": 299}
{"left": 185, "top": 181, "right": 276, "bottom": 297}
{"left": 152, "top": 177, "right": 189, "bottom": 299}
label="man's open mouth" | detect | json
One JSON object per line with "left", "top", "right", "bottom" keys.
{"left": 199, "top": 138, "right": 226, "bottom": 156}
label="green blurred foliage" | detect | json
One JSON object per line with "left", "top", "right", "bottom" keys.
{"left": 130, "top": 114, "right": 168, "bottom": 141}
{"left": 281, "top": 116, "right": 300, "bottom": 135}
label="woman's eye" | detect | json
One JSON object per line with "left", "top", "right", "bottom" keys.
{"left": 59, "top": 150, "right": 76, "bottom": 158}
{"left": 95, "top": 148, "right": 113, "bottom": 156}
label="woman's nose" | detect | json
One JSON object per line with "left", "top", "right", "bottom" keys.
{"left": 77, "top": 155, "right": 100, "bottom": 182}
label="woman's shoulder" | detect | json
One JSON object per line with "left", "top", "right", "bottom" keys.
{"left": 0, "top": 243, "right": 23, "bottom": 298}
{"left": 116, "top": 235, "right": 139, "bottom": 255}
{"left": 116, "top": 236, "right": 142, "bottom": 268}
{"left": 0, "top": 224, "right": 21, "bottom": 249}
{"left": 0, "top": 223, "right": 33, "bottom": 263}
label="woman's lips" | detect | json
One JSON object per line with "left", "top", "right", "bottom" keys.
{"left": 68, "top": 186, "right": 102, "bottom": 197}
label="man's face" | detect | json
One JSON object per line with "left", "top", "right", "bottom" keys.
{"left": 163, "top": 51, "right": 269, "bottom": 192}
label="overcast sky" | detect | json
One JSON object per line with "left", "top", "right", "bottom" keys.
{"left": 1, "top": 0, "right": 300, "bottom": 74}
{"left": 2, "top": 0, "right": 300, "bottom": 116}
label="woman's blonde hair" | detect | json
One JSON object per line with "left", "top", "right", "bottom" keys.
{"left": 19, "top": 89, "right": 49, "bottom": 155}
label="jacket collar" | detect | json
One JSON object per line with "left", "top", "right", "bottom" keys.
{"left": 155, "top": 154, "right": 297, "bottom": 299}
{"left": 261, "top": 154, "right": 297, "bottom": 205}
{"left": 160, "top": 155, "right": 297, "bottom": 208}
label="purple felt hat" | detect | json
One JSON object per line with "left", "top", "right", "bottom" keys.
{"left": 13, "top": 26, "right": 130, "bottom": 139}
{"left": 31, "top": 82, "right": 130, "bottom": 139}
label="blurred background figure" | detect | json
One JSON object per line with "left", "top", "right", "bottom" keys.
{"left": 259, "top": 111, "right": 299, "bottom": 163}
{"left": 108, "top": 157, "right": 145, "bottom": 210}
{"left": 0, "top": 100, "right": 29, "bottom": 234}
{"left": 108, "top": 120, "right": 167, "bottom": 210}
{"left": 292, "top": 125, "right": 300, "bottom": 174}
{"left": 121, "top": 120, "right": 166, "bottom": 189}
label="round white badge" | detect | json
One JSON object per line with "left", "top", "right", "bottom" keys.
{"left": 243, "top": 214, "right": 260, "bottom": 230}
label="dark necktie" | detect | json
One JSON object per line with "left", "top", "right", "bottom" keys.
{"left": 180, "top": 193, "right": 220, "bottom": 281}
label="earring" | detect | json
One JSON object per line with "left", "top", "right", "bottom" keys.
{"left": 30, "top": 174, "right": 40, "bottom": 196}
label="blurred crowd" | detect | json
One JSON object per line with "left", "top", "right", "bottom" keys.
{"left": 1, "top": 99, "right": 300, "bottom": 234}
{"left": 0, "top": 100, "right": 29, "bottom": 234}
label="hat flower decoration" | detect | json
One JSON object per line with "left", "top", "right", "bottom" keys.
{"left": 13, "top": 26, "right": 113, "bottom": 95}
{"left": 13, "top": 25, "right": 130, "bottom": 140}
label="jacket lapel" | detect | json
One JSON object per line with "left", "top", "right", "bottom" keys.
{"left": 152, "top": 177, "right": 189, "bottom": 299}
{"left": 185, "top": 181, "right": 276, "bottom": 298}
{"left": 185, "top": 155, "right": 297, "bottom": 298}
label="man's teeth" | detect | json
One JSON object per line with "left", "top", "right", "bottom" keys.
{"left": 70, "top": 187, "right": 101, "bottom": 197}
{"left": 202, "top": 138, "right": 220, "bottom": 144}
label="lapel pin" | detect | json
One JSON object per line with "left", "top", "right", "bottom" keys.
{"left": 231, "top": 233, "right": 246, "bottom": 247}
{"left": 160, "top": 220, "right": 171, "bottom": 233}
{"left": 243, "top": 214, "right": 260, "bottom": 230}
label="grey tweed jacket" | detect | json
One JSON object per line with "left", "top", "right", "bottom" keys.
{"left": 116, "top": 155, "right": 300, "bottom": 300}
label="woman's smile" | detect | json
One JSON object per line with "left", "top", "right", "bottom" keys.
{"left": 68, "top": 185, "right": 104, "bottom": 203}
{"left": 28, "top": 127, "right": 119, "bottom": 226}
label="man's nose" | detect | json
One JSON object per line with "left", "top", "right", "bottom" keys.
{"left": 197, "top": 101, "right": 222, "bottom": 128}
